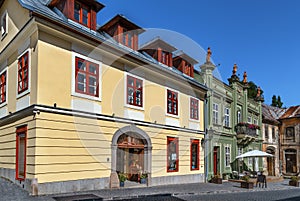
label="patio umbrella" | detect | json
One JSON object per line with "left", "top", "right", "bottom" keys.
{"left": 236, "top": 150, "right": 273, "bottom": 159}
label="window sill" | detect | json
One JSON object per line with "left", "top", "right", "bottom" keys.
{"left": 189, "top": 118, "right": 200, "bottom": 123}
{"left": 0, "top": 102, "right": 7, "bottom": 108}
{"left": 17, "top": 90, "right": 30, "bottom": 99}
{"left": 223, "top": 126, "right": 232, "bottom": 129}
{"left": 125, "top": 104, "right": 144, "bottom": 111}
{"left": 166, "top": 113, "right": 179, "bottom": 119}
{"left": 71, "top": 92, "right": 101, "bottom": 102}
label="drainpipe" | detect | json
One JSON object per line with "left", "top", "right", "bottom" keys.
{"left": 204, "top": 92, "right": 210, "bottom": 182}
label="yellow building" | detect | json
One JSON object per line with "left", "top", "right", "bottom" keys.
{"left": 0, "top": 0, "right": 207, "bottom": 195}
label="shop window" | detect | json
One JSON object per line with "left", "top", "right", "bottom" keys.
{"left": 167, "top": 137, "right": 178, "bottom": 172}
{"left": 190, "top": 139, "right": 199, "bottom": 170}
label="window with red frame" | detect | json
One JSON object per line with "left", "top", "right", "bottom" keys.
{"left": 161, "top": 51, "right": 170, "bottom": 66}
{"left": 18, "top": 51, "right": 29, "bottom": 94}
{"left": 190, "top": 139, "right": 199, "bottom": 170}
{"left": 75, "top": 57, "right": 99, "bottom": 97}
{"left": 190, "top": 98, "right": 199, "bottom": 120}
{"left": 74, "top": 1, "right": 90, "bottom": 27}
{"left": 167, "top": 137, "right": 178, "bottom": 172}
{"left": 167, "top": 90, "right": 178, "bottom": 115}
{"left": 127, "top": 75, "right": 143, "bottom": 107}
{"left": 0, "top": 71, "right": 6, "bottom": 104}
{"left": 121, "top": 28, "right": 133, "bottom": 49}
{"left": 16, "top": 126, "right": 27, "bottom": 180}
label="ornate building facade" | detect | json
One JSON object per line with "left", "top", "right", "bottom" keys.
{"left": 199, "top": 58, "right": 263, "bottom": 180}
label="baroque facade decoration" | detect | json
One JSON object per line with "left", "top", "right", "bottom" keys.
{"left": 198, "top": 53, "right": 264, "bottom": 180}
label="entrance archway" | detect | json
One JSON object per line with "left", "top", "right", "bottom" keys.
{"left": 266, "top": 147, "right": 275, "bottom": 176}
{"left": 111, "top": 125, "right": 152, "bottom": 183}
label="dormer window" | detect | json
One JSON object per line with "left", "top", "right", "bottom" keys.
{"left": 55, "top": 0, "right": 104, "bottom": 31}
{"left": 122, "top": 28, "right": 133, "bottom": 49}
{"left": 173, "top": 51, "right": 197, "bottom": 78}
{"left": 139, "top": 38, "right": 177, "bottom": 67}
{"left": 161, "top": 51, "right": 171, "bottom": 66}
{"left": 74, "top": 1, "right": 90, "bottom": 27}
{"left": 99, "top": 15, "right": 145, "bottom": 51}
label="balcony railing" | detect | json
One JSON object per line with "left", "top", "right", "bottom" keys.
{"left": 235, "top": 123, "right": 260, "bottom": 144}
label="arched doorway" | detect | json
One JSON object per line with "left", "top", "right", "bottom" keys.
{"left": 285, "top": 149, "right": 297, "bottom": 174}
{"left": 111, "top": 125, "right": 152, "bottom": 184}
{"left": 117, "top": 134, "right": 145, "bottom": 181}
{"left": 266, "top": 147, "right": 275, "bottom": 176}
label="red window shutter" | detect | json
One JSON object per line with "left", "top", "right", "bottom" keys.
{"left": 90, "top": 10, "right": 97, "bottom": 30}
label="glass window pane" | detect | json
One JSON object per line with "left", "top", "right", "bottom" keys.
{"left": 89, "top": 64, "right": 97, "bottom": 74}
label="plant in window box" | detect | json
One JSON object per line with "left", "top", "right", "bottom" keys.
{"left": 118, "top": 172, "right": 127, "bottom": 187}
{"left": 289, "top": 176, "right": 299, "bottom": 187}
{"left": 241, "top": 175, "right": 254, "bottom": 189}
{"left": 210, "top": 173, "right": 222, "bottom": 184}
{"left": 140, "top": 172, "right": 148, "bottom": 184}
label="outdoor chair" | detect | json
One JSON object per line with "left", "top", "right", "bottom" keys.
{"left": 256, "top": 174, "right": 267, "bottom": 188}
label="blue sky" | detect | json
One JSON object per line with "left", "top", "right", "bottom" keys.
{"left": 97, "top": 0, "right": 300, "bottom": 107}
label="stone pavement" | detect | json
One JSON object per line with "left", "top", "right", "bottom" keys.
{"left": 0, "top": 177, "right": 298, "bottom": 201}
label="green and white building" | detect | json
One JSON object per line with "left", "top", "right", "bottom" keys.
{"left": 198, "top": 59, "right": 264, "bottom": 180}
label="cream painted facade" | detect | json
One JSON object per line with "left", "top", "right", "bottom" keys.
{"left": 0, "top": 0, "right": 207, "bottom": 195}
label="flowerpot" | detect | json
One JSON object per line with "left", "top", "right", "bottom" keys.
{"left": 241, "top": 181, "right": 254, "bottom": 189}
{"left": 140, "top": 178, "right": 147, "bottom": 184}
{"left": 211, "top": 178, "right": 222, "bottom": 184}
{"left": 289, "top": 181, "right": 299, "bottom": 187}
{"left": 120, "top": 181, "right": 125, "bottom": 187}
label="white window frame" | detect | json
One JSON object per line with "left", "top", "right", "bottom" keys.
{"left": 16, "top": 49, "right": 31, "bottom": 99}
{"left": 248, "top": 116, "right": 252, "bottom": 124}
{"left": 165, "top": 87, "right": 180, "bottom": 118}
{"left": 248, "top": 148, "right": 253, "bottom": 167}
{"left": 71, "top": 52, "right": 102, "bottom": 101}
{"left": 237, "top": 111, "right": 241, "bottom": 123}
{"left": 124, "top": 72, "right": 145, "bottom": 111}
{"left": 189, "top": 96, "right": 200, "bottom": 122}
{"left": 213, "top": 103, "right": 219, "bottom": 124}
{"left": 225, "top": 146, "right": 231, "bottom": 167}
{"left": 224, "top": 107, "right": 230, "bottom": 127}
{"left": 253, "top": 119, "right": 258, "bottom": 125}
{"left": 1, "top": 10, "right": 8, "bottom": 38}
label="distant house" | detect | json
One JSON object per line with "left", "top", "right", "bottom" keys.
{"left": 262, "top": 104, "right": 286, "bottom": 176}
{"left": 278, "top": 106, "right": 300, "bottom": 176}
{"left": 0, "top": 0, "right": 207, "bottom": 195}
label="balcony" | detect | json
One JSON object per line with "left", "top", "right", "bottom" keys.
{"left": 235, "top": 123, "right": 260, "bottom": 145}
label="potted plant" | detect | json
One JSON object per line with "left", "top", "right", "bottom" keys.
{"left": 210, "top": 173, "right": 222, "bottom": 184}
{"left": 118, "top": 172, "right": 127, "bottom": 187}
{"left": 289, "top": 176, "right": 299, "bottom": 187}
{"left": 140, "top": 172, "right": 148, "bottom": 184}
{"left": 241, "top": 175, "right": 254, "bottom": 189}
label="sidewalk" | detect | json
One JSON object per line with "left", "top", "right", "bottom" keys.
{"left": 0, "top": 177, "right": 297, "bottom": 201}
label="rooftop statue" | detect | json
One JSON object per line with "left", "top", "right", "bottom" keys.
{"left": 243, "top": 71, "right": 247, "bottom": 83}
{"left": 232, "top": 64, "right": 238, "bottom": 75}
{"left": 257, "top": 87, "right": 261, "bottom": 97}
{"left": 206, "top": 47, "right": 212, "bottom": 63}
